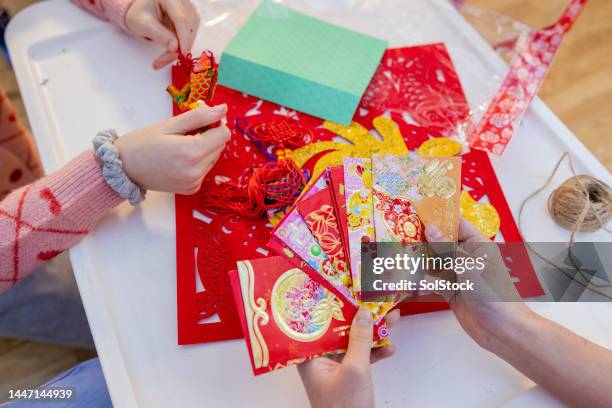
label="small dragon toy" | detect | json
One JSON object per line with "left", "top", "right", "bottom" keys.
{"left": 167, "top": 50, "right": 219, "bottom": 111}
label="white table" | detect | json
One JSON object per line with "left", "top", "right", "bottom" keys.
{"left": 7, "top": 0, "right": 612, "bottom": 407}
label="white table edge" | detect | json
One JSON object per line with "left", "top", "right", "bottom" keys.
{"left": 7, "top": 2, "right": 140, "bottom": 406}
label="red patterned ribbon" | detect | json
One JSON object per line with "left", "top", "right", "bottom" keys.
{"left": 469, "top": 0, "right": 588, "bottom": 155}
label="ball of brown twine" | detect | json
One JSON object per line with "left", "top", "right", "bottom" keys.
{"left": 547, "top": 175, "right": 612, "bottom": 233}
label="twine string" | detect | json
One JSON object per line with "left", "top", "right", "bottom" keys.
{"left": 518, "top": 152, "right": 612, "bottom": 300}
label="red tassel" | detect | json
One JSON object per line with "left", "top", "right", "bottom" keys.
{"left": 200, "top": 159, "right": 307, "bottom": 218}
{"left": 177, "top": 52, "right": 195, "bottom": 73}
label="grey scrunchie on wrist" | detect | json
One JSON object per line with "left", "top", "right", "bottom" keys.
{"left": 93, "top": 129, "right": 146, "bottom": 206}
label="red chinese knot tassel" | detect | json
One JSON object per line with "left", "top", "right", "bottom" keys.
{"left": 200, "top": 158, "right": 307, "bottom": 218}
{"left": 249, "top": 118, "right": 312, "bottom": 150}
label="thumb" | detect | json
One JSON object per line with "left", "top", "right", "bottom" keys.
{"left": 425, "top": 223, "right": 447, "bottom": 243}
{"left": 139, "top": 17, "right": 178, "bottom": 52}
{"left": 424, "top": 223, "right": 456, "bottom": 257}
{"left": 343, "top": 307, "right": 373, "bottom": 369}
{"left": 458, "top": 217, "right": 490, "bottom": 243}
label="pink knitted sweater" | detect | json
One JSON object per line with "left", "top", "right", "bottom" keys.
{"left": 72, "top": 0, "right": 134, "bottom": 31}
{"left": 0, "top": 0, "right": 134, "bottom": 293}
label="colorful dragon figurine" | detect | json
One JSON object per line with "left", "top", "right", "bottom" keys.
{"left": 167, "top": 51, "right": 219, "bottom": 111}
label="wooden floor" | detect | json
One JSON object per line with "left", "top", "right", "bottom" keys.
{"left": 0, "top": 0, "right": 610, "bottom": 403}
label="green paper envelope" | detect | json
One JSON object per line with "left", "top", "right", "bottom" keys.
{"left": 218, "top": 0, "right": 387, "bottom": 125}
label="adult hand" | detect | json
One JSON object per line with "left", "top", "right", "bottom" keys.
{"left": 125, "top": 0, "right": 200, "bottom": 69}
{"left": 114, "top": 104, "right": 229, "bottom": 195}
{"left": 426, "top": 219, "right": 612, "bottom": 408}
{"left": 298, "top": 307, "right": 400, "bottom": 408}
{"left": 424, "top": 218, "right": 533, "bottom": 351}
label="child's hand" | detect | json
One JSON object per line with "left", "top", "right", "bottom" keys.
{"left": 298, "top": 307, "right": 400, "bottom": 408}
{"left": 114, "top": 104, "right": 229, "bottom": 195}
{"left": 125, "top": 0, "right": 200, "bottom": 69}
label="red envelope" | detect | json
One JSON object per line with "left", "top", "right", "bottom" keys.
{"left": 297, "top": 187, "right": 351, "bottom": 288}
{"left": 229, "top": 256, "right": 389, "bottom": 375}
{"left": 327, "top": 167, "right": 351, "bottom": 264}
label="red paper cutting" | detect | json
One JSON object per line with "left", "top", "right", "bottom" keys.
{"left": 460, "top": 149, "right": 544, "bottom": 297}
{"left": 361, "top": 44, "right": 470, "bottom": 136}
{"left": 174, "top": 82, "right": 332, "bottom": 344}
{"left": 174, "top": 75, "right": 271, "bottom": 343}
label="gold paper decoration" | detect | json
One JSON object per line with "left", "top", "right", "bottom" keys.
{"left": 460, "top": 191, "right": 500, "bottom": 238}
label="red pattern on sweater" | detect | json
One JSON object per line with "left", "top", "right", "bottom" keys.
{"left": 0, "top": 152, "right": 123, "bottom": 292}
{"left": 37, "top": 250, "right": 64, "bottom": 261}
{"left": 1, "top": 183, "right": 91, "bottom": 285}
{"left": 40, "top": 188, "right": 62, "bottom": 215}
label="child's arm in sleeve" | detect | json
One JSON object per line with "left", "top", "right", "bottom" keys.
{"left": 71, "top": 0, "right": 134, "bottom": 32}
{"left": 72, "top": 0, "right": 200, "bottom": 69}
{"left": 0, "top": 150, "right": 123, "bottom": 293}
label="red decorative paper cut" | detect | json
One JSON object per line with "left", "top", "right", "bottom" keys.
{"left": 174, "top": 81, "right": 332, "bottom": 344}
{"left": 361, "top": 44, "right": 470, "bottom": 136}
{"left": 460, "top": 149, "right": 543, "bottom": 297}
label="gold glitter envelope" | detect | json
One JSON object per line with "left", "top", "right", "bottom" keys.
{"left": 372, "top": 154, "right": 461, "bottom": 242}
